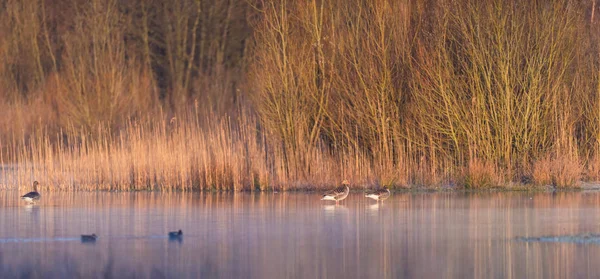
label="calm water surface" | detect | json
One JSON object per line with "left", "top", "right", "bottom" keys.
{"left": 1, "top": 191, "right": 600, "bottom": 278}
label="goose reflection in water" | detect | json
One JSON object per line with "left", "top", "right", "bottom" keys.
{"left": 368, "top": 203, "right": 380, "bottom": 211}
{"left": 24, "top": 204, "right": 39, "bottom": 213}
{"left": 323, "top": 204, "right": 348, "bottom": 217}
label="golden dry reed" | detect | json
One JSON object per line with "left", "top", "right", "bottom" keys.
{"left": 0, "top": 0, "right": 599, "bottom": 190}
{"left": 0, "top": 109, "right": 379, "bottom": 191}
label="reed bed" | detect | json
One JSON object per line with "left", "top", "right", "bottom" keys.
{"left": 0, "top": 110, "right": 386, "bottom": 191}
{"left": 1, "top": 0, "right": 600, "bottom": 190}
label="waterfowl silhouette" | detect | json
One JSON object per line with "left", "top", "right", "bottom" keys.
{"left": 365, "top": 187, "right": 391, "bottom": 202}
{"left": 81, "top": 234, "right": 97, "bottom": 242}
{"left": 169, "top": 230, "right": 183, "bottom": 239}
{"left": 321, "top": 180, "right": 350, "bottom": 204}
{"left": 21, "top": 181, "right": 41, "bottom": 204}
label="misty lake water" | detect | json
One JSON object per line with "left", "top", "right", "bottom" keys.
{"left": 1, "top": 191, "right": 600, "bottom": 278}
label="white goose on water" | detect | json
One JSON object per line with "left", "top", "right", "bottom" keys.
{"left": 21, "top": 181, "right": 41, "bottom": 204}
{"left": 321, "top": 180, "right": 350, "bottom": 204}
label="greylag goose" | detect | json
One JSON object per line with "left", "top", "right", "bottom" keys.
{"left": 365, "top": 187, "right": 391, "bottom": 202}
{"left": 21, "top": 181, "right": 41, "bottom": 204}
{"left": 321, "top": 180, "right": 350, "bottom": 204}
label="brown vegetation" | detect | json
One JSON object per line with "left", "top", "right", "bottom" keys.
{"left": 0, "top": 0, "right": 599, "bottom": 190}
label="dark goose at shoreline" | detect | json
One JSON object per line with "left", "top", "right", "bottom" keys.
{"left": 21, "top": 181, "right": 41, "bottom": 204}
